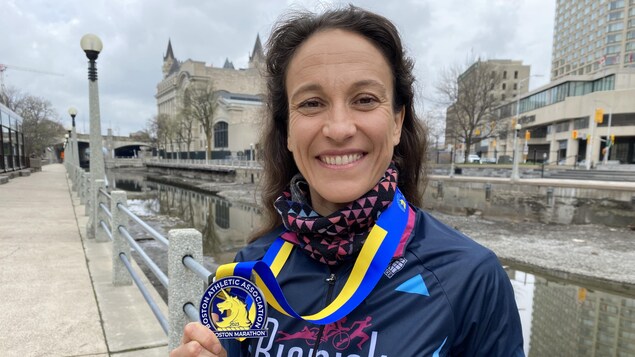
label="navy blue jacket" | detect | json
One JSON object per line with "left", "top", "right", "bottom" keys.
{"left": 222, "top": 208, "right": 524, "bottom": 356}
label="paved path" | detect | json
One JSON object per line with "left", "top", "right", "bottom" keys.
{"left": 0, "top": 164, "right": 167, "bottom": 356}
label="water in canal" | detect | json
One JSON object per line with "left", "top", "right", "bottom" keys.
{"left": 111, "top": 170, "right": 635, "bottom": 356}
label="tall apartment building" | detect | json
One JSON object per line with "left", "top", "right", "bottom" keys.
{"left": 551, "top": 0, "right": 635, "bottom": 80}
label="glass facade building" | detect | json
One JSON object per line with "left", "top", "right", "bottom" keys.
{"left": 0, "top": 103, "right": 27, "bottom": 173}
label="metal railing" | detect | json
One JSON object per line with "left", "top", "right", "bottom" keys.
{"left": 146, "top": 157, "right": 261, "bottom": 169}
{"left": 65, "top": 164, "right": 220, "bottom": 351}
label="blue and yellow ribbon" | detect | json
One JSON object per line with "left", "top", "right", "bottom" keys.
{"left": 215, "top": 189, "right": 409, "bottom": 325}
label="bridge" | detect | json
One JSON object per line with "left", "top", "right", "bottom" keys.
{"left": 71, "top": 132, "right": 152, "bottom": 168}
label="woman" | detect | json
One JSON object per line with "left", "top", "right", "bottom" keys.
{"left": 172, "top": 5, "right": 524, "bottom": 357}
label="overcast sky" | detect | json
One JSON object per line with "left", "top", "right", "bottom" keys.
{"left": 1, "top": 0, "right": 555, "bottom": 136}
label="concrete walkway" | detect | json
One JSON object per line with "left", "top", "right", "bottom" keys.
{"left": 0, "top": 164, "right": 167, "bottom": 357}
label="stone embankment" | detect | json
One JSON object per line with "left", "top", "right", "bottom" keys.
{"left": 144, "top": 172, "right": 635, "bottom": 295}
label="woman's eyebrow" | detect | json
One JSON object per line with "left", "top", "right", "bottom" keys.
{"left": 349, "top": 79, "right": 388, "bottom": 94}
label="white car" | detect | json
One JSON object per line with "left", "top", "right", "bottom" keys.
{"left": 467, "top": 154, "right": 481, "bottom": 164}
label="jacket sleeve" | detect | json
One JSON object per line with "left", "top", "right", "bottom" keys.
{"left": 451, "top": 252, "right": 525, "bottom": 356}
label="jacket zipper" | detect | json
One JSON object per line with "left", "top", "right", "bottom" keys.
{"left": 311, "top": 273, "right": 337, "bottom": 357}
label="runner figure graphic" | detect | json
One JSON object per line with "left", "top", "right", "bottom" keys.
{"left": 276, "top": 316, "right": 373, "bottom": 351}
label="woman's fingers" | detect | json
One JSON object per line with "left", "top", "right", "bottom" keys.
{"left": 172, "top": 322, "right": 225, "bottom": 356}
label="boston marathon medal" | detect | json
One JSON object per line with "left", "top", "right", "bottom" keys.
{"left": 199, "top": 276, "right": 268, "bottom": 339}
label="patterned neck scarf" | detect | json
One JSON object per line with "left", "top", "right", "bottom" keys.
{"left": 274, "top": 164, "right": 398, "bottom": 265}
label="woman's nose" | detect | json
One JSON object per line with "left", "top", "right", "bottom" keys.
{"left": 322, "top": 105, "right": 356, "bottom": 141}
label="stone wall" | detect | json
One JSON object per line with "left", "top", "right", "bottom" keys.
{"left": 423, "top": 176, "right": 635, "bottom": 228}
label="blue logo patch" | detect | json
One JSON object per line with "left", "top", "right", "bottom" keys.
{"left": 199, "top": 276, "right": 268, "bottom": 339}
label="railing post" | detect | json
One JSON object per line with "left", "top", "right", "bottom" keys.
{"left": 168, "top": 228, "right": 203, "bottom": 352}
{"left": 96, "top": 180, "right": 108, "bottom": 242}
{"left": 86, "top": 178, "right": 100, "bottom": 239}
{"left": 83, "top": 173, "right": 90, "bottom": 215}
{"left": 111, "top": 190, "right": 132, "bottom": 286}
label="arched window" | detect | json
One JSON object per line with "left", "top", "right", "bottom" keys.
{"left": 214, "top": 121, "right": 228, "bottom": 148}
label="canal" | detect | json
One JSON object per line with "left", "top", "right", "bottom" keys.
{"left": 110, "top": 169, "right": 635, "bottom": 356}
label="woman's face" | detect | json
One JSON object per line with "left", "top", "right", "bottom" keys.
{"left": 285, "top": 29, "right": 404, "bottom": 216}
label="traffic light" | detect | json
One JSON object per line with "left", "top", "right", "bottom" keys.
{"left": 525, "top": 130, "right": 531, "bottom": 140}
{"left": 572, "top": 130, "right": 578, "bottom": 139}
{"left": 610, "top": 134, "right": 615, "bottom": 144}
{"left": 594, "top": 108, "right": 604, "bottom": 123}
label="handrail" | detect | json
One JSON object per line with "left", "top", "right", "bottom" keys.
{"left": 99, "top": 202, "right": 112, "bottom": 220}
{"left": 183, "top": 256, "right": 214, "bottom": 285}
{"left": 119, "top": 225, "right": 169, "bottom": 288}
{"left": 117, "top": 203, "right": 169, "bottom": 246}
{"left": 71, "top": 165, "right": 215, "bottom": 350}
{"left": 119, "top": 253, "right": 169, "bottom": 335}
{"left": 100, "top": 220, "right": 112, "bottom": 241}
{"left": 183, "top": 302, "right": 199, "bottom": 322}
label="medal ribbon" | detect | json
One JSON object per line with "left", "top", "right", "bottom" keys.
{"left": 214, "top": 189, "right": 409, "bottom": 325}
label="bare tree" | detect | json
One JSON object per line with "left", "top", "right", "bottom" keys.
{"left": 148, "top": 113, "right": 174, "bottom": 158}
{"left": 436, "top": 60, "right": 503, "bottom": 162}
{"left": 177, "top": 90, "right": 196, "bottom": 159}
{"left": 6, "top": 92, "right": 64, "bottom": 158}
{"left": 0, "top": 86, "right": 27, "bottom": 112}
{"left": 184, "top": 83, "right": 217, "bottom": 162}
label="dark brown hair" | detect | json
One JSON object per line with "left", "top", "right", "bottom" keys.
{"left": 253, "top": 5, "right": 428, "bottom": 240}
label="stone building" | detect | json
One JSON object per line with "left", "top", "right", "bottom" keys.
{"left": 444, "top": 59, "right": 531, "bottom": 162}
{"left": 155, "top": 37, "right": 265, "bottom": 160}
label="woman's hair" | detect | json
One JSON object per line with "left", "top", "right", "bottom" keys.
{"left": 253, "top": 5, "right": 428, "bottom": 240}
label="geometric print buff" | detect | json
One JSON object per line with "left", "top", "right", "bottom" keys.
{"left": 274, "top": 164, "right": 398, "bottom": 266}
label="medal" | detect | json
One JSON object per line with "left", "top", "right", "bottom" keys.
{"left": 199, "top": 276, "right": 268, "bottom": 339}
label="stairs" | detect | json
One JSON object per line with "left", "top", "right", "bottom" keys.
{"left": 546, "top": 169, "right": 635, "bottom": 182}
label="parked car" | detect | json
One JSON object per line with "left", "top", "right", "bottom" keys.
{"left": 497, "top": 155, "right": 513, "bottom": 164}
{"left": 467, "top": 154, "right": 481, "bottom": 164}
{"left": 481, "top": 157, "right": 497, "bottom": 164}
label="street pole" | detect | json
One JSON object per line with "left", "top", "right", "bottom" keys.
{"left": 603, "top": 106, "right": 613, "bottom": 165}
{"left": 586, "top": 114, "right": 594, "bottom": 170}
{"left": 511, "top": 124, "right": 521, "bottom": 181}
{"left": 81, "top": 34, "right": 105, "bottom": 239}
{"left": 69, "top": 107, "right": 80, "bottom": 168}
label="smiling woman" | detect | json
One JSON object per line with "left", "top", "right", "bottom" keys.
{"left": 171, "top": 5, "right": 525, "bottom": 357}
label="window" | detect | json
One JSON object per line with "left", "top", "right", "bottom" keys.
{"left": 503, "top": 71, "right": 507, "bottom": 79}
{"left": 501, "top": 94, "right": 506, "bottom": 101}
{"left": 514, "top": 70, "right": 518, "bottom": 79}
{"left": 605, "top": 44, "right": 621, "bottom": 54}
{"left": 607, "top": 33, "right": 622, "bottom": 43}
{"left": 607, "top": 22, "right": 624, "bottom": 32}
{"left": 608, "top": 0, "right": 624, "bottom": 10}
{"left": 502, "top": 83, "right": 507, "bottom": 90}
{"left": 625, "top": 52, "right": 635, "bottom": 63}
{"left": 213, "top": 121, "right": 228, "bottom": 148}
{"left": 608, "top": 10, "right": 624, "bottom": 21}
{"left": 513, "top": 83, "right": 518, "bottom": 90}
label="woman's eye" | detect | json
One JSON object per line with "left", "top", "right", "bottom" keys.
{"left": 354, "top": 96, "right": 378, "bottom": 106}
{"left": 299, "top": 99, "right": 321, "bottom": 108}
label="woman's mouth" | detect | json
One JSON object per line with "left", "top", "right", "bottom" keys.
{"left": 319, "top": 153, "right": 364, "bottom": 166}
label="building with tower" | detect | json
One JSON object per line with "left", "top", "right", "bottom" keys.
{"left": 155, "top": 36, "right": 265, "bottom": 160}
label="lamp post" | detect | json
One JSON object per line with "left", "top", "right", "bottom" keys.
{"left": 68, "top": 107, "right": 80, "bottom": 168}
{"left": 511, "top": 123, "right": 522, "bottom": 181}
{"left": 81, "top": 33, "right": 105, "bottom": 239}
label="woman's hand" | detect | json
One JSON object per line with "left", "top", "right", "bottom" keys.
{"left": 169, "top": 322, "right": 227, "bottom": 357}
